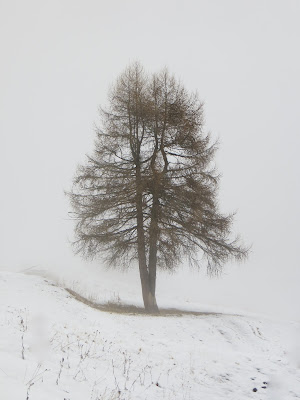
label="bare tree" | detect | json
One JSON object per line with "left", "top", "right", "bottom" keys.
{"left": 68, "top": 62, "right": 248, "bottom": 313}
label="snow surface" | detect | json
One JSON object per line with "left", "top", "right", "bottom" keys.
{"left": 0, "top": 271, "right": 299, "bottom": 399}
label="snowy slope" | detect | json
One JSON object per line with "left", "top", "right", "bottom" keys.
{"left": 0, "top": 271, "right": 299, "bottom": 400}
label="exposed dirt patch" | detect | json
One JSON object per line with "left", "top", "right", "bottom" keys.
{"left": 65, "top": 288, "right": 233, "bottom": 317}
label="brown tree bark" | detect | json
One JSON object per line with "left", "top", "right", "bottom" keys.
{"left": 135, "top": 162, "right": 159, "bottom": 313}
{"left": 148, "top": 190, "right": 159, "bottom": 313}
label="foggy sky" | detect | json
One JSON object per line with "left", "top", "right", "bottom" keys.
{"left": 1, "top": 0, "right": 299, "bottom": 319}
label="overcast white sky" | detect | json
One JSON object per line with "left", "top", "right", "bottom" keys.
{"left": 1, "top": 0, "right": 299, "bottom": 319}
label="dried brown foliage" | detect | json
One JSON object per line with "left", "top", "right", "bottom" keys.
{"left": 68, "top": 63, "right": 248, "bottom": 311}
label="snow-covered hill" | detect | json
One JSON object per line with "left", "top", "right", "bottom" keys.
{"left": 0, "top": 271, "right": 299, "bottom": 399}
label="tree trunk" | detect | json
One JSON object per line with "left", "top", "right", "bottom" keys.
{"left": 148, "top": 191, "right": 159, "bottom": 313}
{"left": 135, "top": 163, "right": 159, "bottom": 313}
